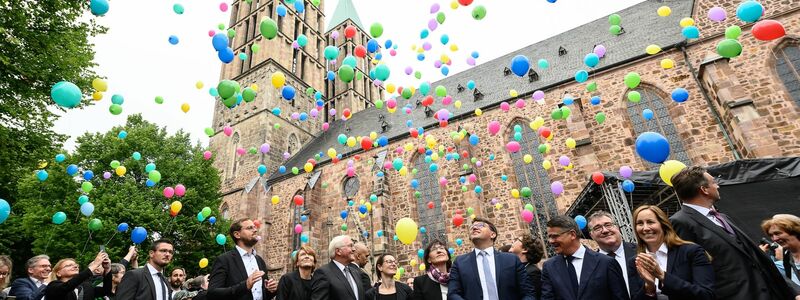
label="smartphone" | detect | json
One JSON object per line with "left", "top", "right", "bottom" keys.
{"left": 99, "top": 245, "right": 106, "bottom": 252}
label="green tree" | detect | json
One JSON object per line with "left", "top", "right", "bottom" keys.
{"left": 14, "top": 115, "right": 226, "bottom": 275}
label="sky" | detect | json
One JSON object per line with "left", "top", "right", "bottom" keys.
{"left": 54, "top": 0, "right": 644, "bottom": 151}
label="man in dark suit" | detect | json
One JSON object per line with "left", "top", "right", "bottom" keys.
{"left": 116, "top": 239, "right": 176, "bottom": 300}
{"left": 448, "top": 217, "right": 535, "bottom": 300}
{"left": 352, "top": 242, "right": 372, "bottom": 290}
{"left": 8, "top": 255, "right": 51, "bottom": 300}
{"left": 510, "top": 233, "right": 544, "bottom": 299}
{"left": 311, "top": 235, "right": 367, "bottom": 300}
{"left": 541, "top": 215, "right": 628, "bottom": 300}
{"left": 208, "top": 218, "right": 277, "bottom": 300}
{"left": 588, "top": 210, "right": 641, "bottom": 298}
{"left": 669, "top": 166, "right": 800, "bottom": 300}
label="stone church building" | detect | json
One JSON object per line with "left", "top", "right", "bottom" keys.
{"left": 209, "top": 0, "right": 800, "bottom": 279}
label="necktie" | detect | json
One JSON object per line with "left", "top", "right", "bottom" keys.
{"left": 479, "top": 251, "right": 499, "bottom": 300}
{"left": 607, "top": 252, "right": 616, "bottom": 258}
{"left": 157, "top": 272, "right": 170, "bottom": 300}
{"left": 709, "top": 208, "right": 736, "bottom": 236}
{"left": 565, "top": 255, "right": 579, "bottom": 296}
{"left": 343, "top": 266, "right": 359, "bottom": 300}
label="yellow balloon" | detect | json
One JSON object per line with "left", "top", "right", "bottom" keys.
{"left": 386, "top": 83, "right": 396, "bottom": 93}
{"left": 542, "top": 160, "right": 552, "bottom": 170}
{"left": 565, "top": 163, "right": 574, "bottom": 170}
{"left": 251, "top": 84, "right": 259, "bottom": 92}
{"left": 659, "top": 160, "right": 687, "bottom": 186}
{"left": 419, "top": 263, "right": 426, "bottom": 271}
{"left": 346, "top": 137, "right": 357, "bottom": 147}
{"left": 92, "top": 78, "right": 108, "bottom": 92}
{"left": 657, "top": 6, "right": 671, "bottom": 17}
{"left": 271, "top": 195, "right": 280, "bottom": 205}
{"left": 399, "top": 166, "right": 408, "bottom": 176}
{"left": 450, "top": 44, "right": 459, "bottom": 52}
{"left": 370, "top": 132, "right": 378, "bottom": 140}
{"left": 92, "top": 91, "right": 103, "bottom": 101}
{"left": 454, "top": 100, "right": 462, "bottom": 108}
{"left": 510, "top": 89, "right": 518, "bottom": 97}
{"left": 327, "top": 148, "right": 337, "bottom": 158}
{"left": 523, "top": 154, "right": 533, "bottom": 164}
{"left": 440, "top": 54, "right": 449, "bottom": 63}
{"left": 566, "top": 138, "right": 576, "bottom": 149}
{"left": 404, "top": 143, "right": 414, "bottom": 152}
{"left": 388, "top": 107, "right": 396, "bottom": 114}
{"left": 511, "top": 189, "right": 520, "bottom": 198}
{"left": 115, "top": 166, "right": 127, "bottom": 176}
{"left": 474, "top": 108, "right": 482, "bottom": 116}
{"left": 38, "top": 160, "right": 48, "bottom": 169}
{"left": 431, "top": 152, "right": 439, "bottom": 161}
{"left": 170, "top": 201, "right": 183, "bottom": 214}
{"left": 426, "top": 136, "right": 437, "bottom": 149}
{"left": 181, "top": 103, "right": 190, "bottom": 113}
{"left": 417, "top": 47, "right": 425, "bottom": 54}
{"left": 408, "top": 86, "right": 416, "bottom": 94}
{"left": 530, "top": 117, "right": 545, "bottom": 130}
{"left": 450, "top": 0, "right": 458, "bottom": 9}
{"left": 199, "top": 258, "right": 209, "bottom": 268}
{"left": 410, "top": 259, "right": 417, "bottom": 267}
{"left": 410, "top": 44, "right": 417, "bottom": 51}
{"left": 495, "top": 203, "right": 503, "bottom": 209}
{"left": 304, "top": 162, "right": 313, "bottom": 173}
{"left": 645, "top": 44, "right": 662, "bottom": 55}
{"left": 660, "top": 59, "right": 674, "bottom": 69}
{"left": 679, "top": 17, "right": 694, "bottom": 28}
{"left": 271, "top": 71, "right": 286, "bottom": 89}
{"left": 395, "top": 217, "right": 418, "bottom": 245}
{"left": 366, "top": 202, "right": 372, "bottom": 212}
{"left": 195, "top": 81, "right": 204, "bottom": 89}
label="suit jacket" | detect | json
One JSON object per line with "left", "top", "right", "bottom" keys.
{"left": 602, "top": 242, "right": 642, "bottom": 299}
{"left": 207, "top": 249, "right": 276, "bottom": 300}
{"left": 310, "top": 261, "right": 367, "bottom": 300}
{"left": 365, "top": 281, "right": 412, "bottom": 300}
{"left": 45, "top": 269, "right": 112, "bottom": 300}
{"left": 447, "top": 249, "right": 535, "bottom": 300}
{"left": 629, "top": 243, "right": 714, "bottom": 300}
{"left": 524, "top": 263, "right": 542, "bottom": 300}
{"left": 541, "top": 246, "right": 628, "bottom": 300}
{"left": 352, "top": 264, "right": 371, "bottom": 294}
{"left": 671, "top": 205, "right": 797, "bottom": 300}
{"left": 276, "top": 271, "right": 311, "bottom": 300}
{"left": 8, "top": 278, "right": 46, "bottom": 300}
{"left": 115, "top": 265, "right": 163, "bottom": 300}
{"left": 410, "top": 274, "right": 444, "bottom": 300}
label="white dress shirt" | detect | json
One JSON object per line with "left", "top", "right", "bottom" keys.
{"left": 646, "top": 243, "right": 669, "bottom": 297}
{"left": 599, "top": 244, "right": 629, "bottom": 296}
{"left": 439, "top": 285, "right": 448, "bottom": 299}
{"left": 332, "top": 260, "right": 359, "bottom": 300}
{"left": 684, "top": 204, "right": 725, "bottom": 228}
{"left": 474, "top": 247, "right": 497, "bottom": 300}
{"left": 146, "top": 263, "right": 168, "bottom": 300}
{"left": 568, "top": 245, "right": 587, "bottom": 284}
{"left": 28, "top": 277, "right": 44, "bottom": 288}
{"left": 235, "top": 246, "right": 262, "bottom": 300}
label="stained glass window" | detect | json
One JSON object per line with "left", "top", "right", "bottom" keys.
{"left": 775, "top": 41, "right": 800, "bottom": 104}
{"left": 291, "top": 191, "right": 305, "bottom": 250}
{"left": 413, "top": 155, "right": 446, "bottom": 246}
{"left": 626, "top": 89, "right": 691, "bottom": 166}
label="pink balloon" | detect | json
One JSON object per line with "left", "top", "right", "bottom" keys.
{"left": 322, "top": 122, "right": 330, "bottom": 131}
{"left": 433, "top": 60, "right": 442, "bottom": 68}
{"left": 260, "top": 143, "right": 270, "bottom": 153}
{"left": 203, "top": 151, "right": 212, "bottom": 160}
{"left": 708, "top": 7, "right": 726, "bottom": 22}
{"left": 466, "top": 57, "right": 476, "bottom": 66}
{"left": 488, "top": 121, "right": 501, "bottom": 135}
{"left": 236, "top": 148, "right": 246, "bottom": 156}
{"left": 593, "top": 45, "right": 607, "bottom": 58}
{"left": 521, "top": 210, "right": 534, "bottom": 223}
{"left": 292, "top": 41, "right": 300, "bottom": 49}
{"left": 283, "top": 152, "right": 290, "bottom": 159}
{"left": 439, "top": 177, "right": 448, "bottom": 186}
{"left": 619, "top": 166, "right": 633, "bottom": 178}
{"left": 207, "top": 30, "right": 215, "bottom": 37}
{"left": 223, "top": 126, "right": 233, "bottom": 136}
{"left": 390, "top": 49, "right": 397, "bottom": 56}
{"left": 219, "top": 2, "right": 228, "bottom": 12}
{"left": 500, "top": 102, "right": 510, "bottom": 112}
{"left": 175, "top": 184, "right": 186, "bottom": 197}
{"left": 428, "top": 19, "right": 438, "bottom": 31}
{"left": 395, "top": 147, "right": 403, "bottom": 154}
{"left": 294, "top": 224, "right": 303, "bottom": 234}
{"left": 384, "top": 162, "right": 393, "bottom": 170}
{"left": 309, "top": 109, "right": 318, "bottom": 118}
{"left": 347, "top": 167, "right": 355, "bottom": 177}
{"left": 291, "top": 112, "right": 300, "bottom": 120}
{"left": 532, "top": 90, "right": 545, "bottom": 100}
{"left": 551, "top": 181, "right": 564, "bottom": 195}
{"left": 423, "top": 42, "right": 432, "bottom": 51}
{"left": 163, "top": 187, "right": 175, "bottom": 198}
{"left": 506, "top": 141, "right": 521, "bottom": 153}
{"left": 468, "top": 174, "right": 477, "bottom": 183}
{"left": 387, "top": 99, "right": 397, "bottom": 109}
{"left": 442, "top": 96, "right": 453, "bottom": 105}
{"left": 515, "top": 99, "right": 525, "bottom": 109}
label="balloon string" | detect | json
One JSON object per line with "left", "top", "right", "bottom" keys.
{"left": 43, "top": 227, "right": 56, "bottom": 253}
{"left": 164, "top": 217, "right": 176, "bottom": 235}
{"left": 80, "top": 230, "right": 93, "bottom": 257}
{"left": 104, "top": 231, "right": 118, "bottom": 247}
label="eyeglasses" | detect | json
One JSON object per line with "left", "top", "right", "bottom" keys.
{"left": 382, "top": 259, "right": 397, "bottom": 265}
{"left": 157, "top": 249, "right": 175, "bottom": 254}
{"left": 547, "top": 229, "right": 573, "bottom": 240}
{"left": 0, "top": 272, "right": 9, "bottom": 277}
{"left": 242, "top": 226, "right": 257, "bottom": 231}
{"left": 591, "top": 222, "right": 616, "bottom": 233}
{"left": 471, "top": 222, "right": 487, "bottom": 230}
{"left": 36, "top": 264, "right": 52, "bottom": 269}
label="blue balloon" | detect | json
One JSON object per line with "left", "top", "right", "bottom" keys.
{"left": 80, "top": 202, "right": 95, "bottom": 217}
{"left": 117, "top": 222, "right": 129, "bottom": 232}
{"left": 36, "top": 170, "right": 48, "bottom": 181}
{"left": 575, "top": 70, "right": 589, "bottom": 83}
{"left": 417, "top": 53, "right": 425, "bottom": 61}
{"left": 131, "top": 227, "right": 147, "bottom": 244}
{"left": 218, "top": 47, "right": 235, "bottom": 63}
{"left": 501, "top": 174, "right": 508, "bottom": 181}
{"left": 466, "top": 80, "right": 475, "bottom": 90}
{"left": 281, "top": 85, "right": 296, "bottom": 100}
{"left": 358, "top": 205, "right": 367, "bottom": 214}
{"left": 420, "top": 29, "right": 429, "bottom": 39}
{"left": 377, "top": 136, "right": 389, "bottom": 147}
{"left": 293, "top": 0, "right": 304, "bottom": 13}
{"left": 168, "top": 35, "right": 179, "bottom": 45}
{"left": 314, "top": 91, "right": 323, "bottom": 100}
{"left": 257, "top": 164, "right": 267, "bottom": 175}
{"left": 489, "top": 154, "right": 495, "bottom": 160}
{"left": 563, "top": 96, "right": 574, "bottom": 105}
{"left": 146, "top": 179, "right": 155, "bottom": 187}
{"left": 362, "top": 231, "right": 369, "bottom": 238}
{"left": 384, "top": 40, "right": 393, "bottom": 48}
{"left": 272, "top": 107, "right": 281, "bottom": 115}
{"left": 66, "top": 164, "right": 79, "bottom": 176}
{"left": 736, "top": 0, "right": 763, "bottom": 23}
{"left": 671, "top": 88, "right": 689, "bottom": 102}
{"left": 575, "top": 215, "right": 587, "bottom": 230}
{"left": 440, "top": 34, "right": 449, "bottom": 45}
{"left": 590, "top": 96, "right": 601, "bottom": 105}
{"left": 299, "top": 112, "right": 308, "bottom": 121}
{"left": 681, "top": 26, "right": 700, "bottom": 39}
{"left": 474, "top": 185, "right": 483, "bottom": 194}
{"left": 376, "top": 230, "right": 384, "bottom": 237}
{"left": 90, "top": 0, "right": 109, "bottom": 15}
{"left": 642, "top": 109, "right": 654, "bottom": 120}
{"left": 83, "top": 170, "right": 94, "bottom": 180}
{"left": 420, "top": 226, "right": 427, "bottom": 233}
{"left": 411, "top": 179, "right": 419, "bottom": 189}
{"left": 279, "top": 165, "right": 287, "bottom": 173}
{"left": 367, "top": 39, "right": 379, "bottom": 53}
{"left": 418, "top": 249, "right": 425, "bottom": 259}
{"left": 276, "top": 4, "right": 287, "bottom": 17}
{"left": 327, "top": 71, "right": 335, "bottom": 81}
{"left": 145, "top": 163, "right": 156, "bottom": 173}
{"left": 0, "top": 199, "right": 9, "bottom": 224}
{"left": 456, "top": 238, "right": 463, "bottom": 246}
{"left": 340, "top": 210, "right": 348, "bottom": 220}
{"left": 211, "top": 33, "right": 228, "bottom": 51}
{"left": 118, "top": 131, "right": 127, "bottom": 139}
{"left": 509, "top": 55, "right": 530, "bottom": 77}
{"left": 208, "top": 216, "right": 217, "bottom": 224}
{"left": 300, "top": 215, "right": 308, "bottom": 222}
{"left": 441, "top": 66, "right": 449, "bottom": 76}
{"left": 471, "top": 51, "right": 480, "bottom": 58}
{"left": 448, "top": 248, "right": 455, "bottom": 254}
{"left": 55, "top": 153, "right": 66, "bottom": 162}
{"left": 301, "top": 234, "right": 309, "bottom": 242}
{"left": 584, "top": 53, "right": 599, "bottom": 67}
{"left": 622, "top": 180, "right": 635, "bottom": 193}
{"left": 635, "top": 132, "right": 671, "bottom": 164}
{"left": 468, "top": 134, "right": 479, "bottom": 145}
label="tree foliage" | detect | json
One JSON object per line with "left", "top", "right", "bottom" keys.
{"left": 11, "top": 115, "right": 226, "bottom": 276}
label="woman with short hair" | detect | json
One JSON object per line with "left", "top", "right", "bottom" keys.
{"left": 410, "top": 239, "right": 451, "bottom": 300}
{"left": 277, "top": 245, "right": 316, "bottom": 300}
{"left": 761, "top": 214, "right": 800, "bottom": 286}
{"left": 366, "top": 254, "right": 412, "bottom": 300}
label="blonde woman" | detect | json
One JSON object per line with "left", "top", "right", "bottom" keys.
{"left": 761, "top": 214, "right": 800, "bottom": 286}
{"left": 45, "top": 251, "right": 112, "bottom": 300}
{"left": 0, "top": 255, "right": 12, "bottom": 296}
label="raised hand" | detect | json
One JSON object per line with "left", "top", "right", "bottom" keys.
{"left": 246, "top": 270, "right": 265, "bottom": 289}
{"left": 264, "top": 278, "right": 277, "bottom": 293}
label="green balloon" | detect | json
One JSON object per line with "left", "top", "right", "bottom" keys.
{"left": 305, "top": 87, "right": 314, "bottom": 96}
{"left": 340, "top": 223, "right": 348, "bottom": 231}
{"left": 436, "top": 12, "right": 446, "bottom": 24}
{"left": 202, "top": 207, "right": 212, "bottom": 218}
{"left": 338, "top": 65, "right": 354, "bottom": 83}
{"left": 725, "top": 25, "right": 741, "bottom": 39}
{"left": 627, "top": 91, "right": 641, "bottom": 103}
{"left": 217, "top": 23, "right": 225, "bottom": 30}
{"left": 551, "top": 108, "right": 563, "bottom": 120}
{"left": 227, "top": 28, "right": 236, "bottom": 39}
{"left": 414, "top": 71, "right": 422, "bottom": 79}
{"left": 461, "top": 186, "right": 468, "bottom": 192}
{"left": 369, "top": 22, "right": 383, "bottom": 38}
{"left": 242, "top": 87, "right": 256, "bottom": 102}
{"left": 401, "top": 88, "right": 412, "bottom": 99}
{"left": 608, "top": 14, "right": 621, "bottom": 25}
{"left": 217, "top": 80, "right": 239, "bottom": 99}
{"left": 717, "top": 39, "right": 742, "bottom": 58}
{"left": 259, "top": 18, "right": 278, "bottom": 40}
{"left": 52, "top": 212, "right": 67, "bottom": 224}
{"left": 355, "top": 71, "right": 364, "bottom": 81}
{"left": 251, "top": 44, "right": 260, "bottom": 53}
{"left": 435, "top": 85, "right": 447, "bottom": 97}
{"left": 521, "top": 187, "right": 532, "bottom": 198}
{"left": 586, "top": 82, "right": 597, "bottom": 92}
{"left": 173, "top": 3, "right": 184, "bottom": 14}
{"left": 538, "top": 144, "right": 547, "bottom": 154}
{"left": 419, "top": 82, "right": 431, "bottom": 95}
{"left": 154, "top": 96, "right": 164, "bottom": 104}
{"left": 624, "top": 72, "right": 641, "bottom": 89}
{"left": 466, "top": 207, "right": 475, "bottom": 215}
{"left": 375, "top": 99, "right": 384, "bottom": 109}
{"left": 204, "top": 127, "right": 214, "bottom": 136}
{"left": 148, "top": 170, "right": 161, "bottom": 183}
{"left": 222, "top": 96, "right": 237, "bottom": 108}
{"left": 524, "top": 203, "right": 534, "bottom": 212}
{"left": 595, "top": 112, "right": 607, "bottom": 124}
{"left": 291, "top": 167, "right": 299, "bottom": 174}
{"left": 81, "top": 181, "right": 93, "bottom": 193}
{"left": 414, "top": 191, "right": 421, "bottom": 198}
{"left": 109, "top": 104, "right": 123, "bottom": 115}
{"left": 561, "top": 106, "right": 571, "bottom": 118}
{"left": 609, "top": 25, "right": 621, "bottom": 35}
{"left": 88, "top": 218, "right": 102, "bottom": 231}
{"left": 110, "top": 160, "right": 121, "bottom": 169}
{"left": 311, "top": 0, "right": 320, "bottom": 6}
{"left": 471, "top": 5, "right": 486, "bottom": 20}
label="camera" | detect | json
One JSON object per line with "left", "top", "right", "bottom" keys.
{"left": 760, "top": 237, "right": 779, "bottom": 251}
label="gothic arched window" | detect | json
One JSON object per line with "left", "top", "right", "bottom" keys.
{"left": 774, "top": 40, "right": 800, "bottom": 104}
{"left": 291, "top": 190, "right": 305, "bottom": 250}
{"left": 287, "top": 134, "right": 300, "bottom": 156}
{"left": 412, "top": 154, "right": 446, "bottom": 246}
{"left": 228, "top": 132, "right": 240, "bottom": 180}
{"left": 221, "top": 203, "right": 229, "bottom": 220}
{"left": 508, "top": 120, "right": 557, "bottom": 257}
{"left": 626, "top": 88, "right": 691, "bottom": 166}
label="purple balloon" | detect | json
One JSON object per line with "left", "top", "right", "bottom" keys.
{"left": 466, "top": 57, "right": 476, "bottom": 66}
{"left": 619, "top": 166, "right": 633, "bottom": 178}
{"left": 532, "top": 90, "right": 545, "bottom": 100}
{"left": 551, "top": 181, "right": 564, "bottom": 195}
{"left": 593, "top": 44, "right": 607, "bottom": 58}
{"left": 103, "top": 171, "right": 111, "bottom": 179}
{"left": 329, "top": 108, "right": 336, "bottom": 116}
{"left": 558, "top": 155, "right": 570, "bottom": 166}
{"left": 708, "top": 7, "right": 726, "bottom": 22}
{"left": 430, "top": 3, "right": 440, "bottom": 13}
{"left": 422, "top": 42, "right": 432, "bottom": 51}
{"left": 404, "top": 66, "right": 413, "bottom": 75}
{"left": 291, "top": 112, "right": 300, "bottom": 120}
{"left": 330, "top": 31, "right": 339, "bottom": 40}
{"left": 260, "top": 143, "right": 271, "bottom": 153}
{"left": 428, "top": 19, "right": 438, "bottom": 31}
{"left": 283, "top": 152, "right": 290, "bottom": 159}
{"left": 309, "top": 109, "right": 318, "bottom": 118}
{"left": 434, "top": 60, "right": 442, "bottom": 68}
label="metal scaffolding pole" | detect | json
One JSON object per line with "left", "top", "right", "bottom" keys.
{"left": 606, "top": 182, "right": 636, "bottom": 244}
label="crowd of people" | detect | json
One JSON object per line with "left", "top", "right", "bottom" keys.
{"left": 0, "top": 166, "right": 798, "bottom": 300}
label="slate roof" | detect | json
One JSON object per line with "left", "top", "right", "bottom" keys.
{"left": 326, "top": 0, "right": 365, "bottom": 32}
{"left": 269, "top": 0, "right": 694, "bottom": 183}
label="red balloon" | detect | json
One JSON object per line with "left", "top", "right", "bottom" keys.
{"left": 453, "top": 214, "right": 464, "bottom": 227}
{"left": 396, "top": 86, "right": 403, "bottom": 94}
{"left": 354, "top": 155, "right": 361, "bottom": 160}
{"left": 540, "top": 127, "right": 552, "bottom": 138}
{"left": 354, "top": 45, "right": 367, "bottom": 58}
{"left": 461, "top": 150, "right": 469, "bottom": 158}
{"left": 409, "top": 128, "right": 419, "bottom": 138}
{"left": 752, "top": 20, "right": 785, "bottom": 41}
{"left": 344, "top": 26, "right": 356, "bottom": 38}
{"left": 422, "top": 96, "right": 434, "bottom": 107}
{"left": 427, "top": 201, "right": 434, "bottom": 209}
{"left": 254, "top": 220, "right": 262, "bottom": 228}
{"left": 332, "top": 157, "right": 340, "bottom": 164}
{"left": 591, "top": 172, "right": 605, "bottom": 185}
{"left": 343, "top": 108, "right": 351, "bottom": 119}
{"left": 439, "top": 120, "right": 448, "bottom": 127}
{"left": 458, "top": 0, "right": 473, "bottom": 6}
{"left": 361, "top": 137, "right": 373, "bottom": 150}
{"left": 417, "top": 146, "right": 426, "bottom": 154}
{"left": 293, "top": 195, "right": 304, "bottom": 206}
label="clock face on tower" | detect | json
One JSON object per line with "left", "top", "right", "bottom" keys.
{"left": 344, "top": 177, "right": 360, "bottom": 198}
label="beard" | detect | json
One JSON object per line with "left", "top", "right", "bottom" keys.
{"left": 170, "top": 281, "right": 184, "bottom": 289}
{"left": 241, "top": 236, "right": 258, "bottom": 247}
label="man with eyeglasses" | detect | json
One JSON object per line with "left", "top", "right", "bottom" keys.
{"left": 9, "top": 255, "right": 51, "bottom": 300}
{"left": 116, "top": 239, "right": 176, "bottom": 300}
{"left": 311, "top": 235, "right": 367, "bottom": 300}
{"left": 448, "top": 217, "right": 535, "bottom": 300}
{"left": 208, "top": 219, "right": 277, "bottom": 300}
{"left": 587, "top": 211, "right": 640, "bottom": 298}
{"left": 541, "top": 215, "right": 627, "bottom": 300}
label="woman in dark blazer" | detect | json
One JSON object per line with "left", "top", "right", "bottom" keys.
{"left": 277, "top": 245, "right": 317, "bottom": 300}
{"left": 410, "top": 239, "right": 451, "bottom": 300}
{"left": 45, "top": 251, "right": 112, "bottom": 300}
{"left": 366, "top": 254, "right": 412, "bottom": 300}
{"left": 631, "top": 205, "right": 714, "bottom": 300}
